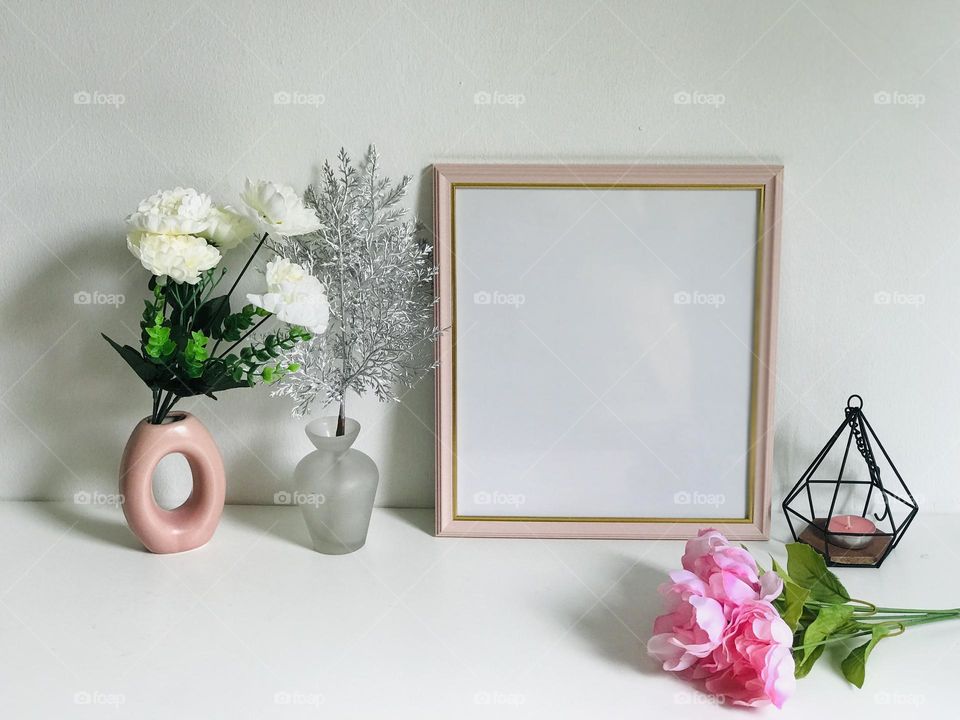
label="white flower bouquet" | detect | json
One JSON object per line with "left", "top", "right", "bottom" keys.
{"left": 103, "top": 181, "right": 330, "bottom": 424}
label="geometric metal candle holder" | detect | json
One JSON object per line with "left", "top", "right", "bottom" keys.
{"left": 782, "top": 395, "right": 918, "bottom": 568}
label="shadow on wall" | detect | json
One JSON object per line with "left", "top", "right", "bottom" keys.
{"left": 0, "top": 232, "right": 297, "bottom": 500}
{"left": 373, "top": 163, "right": 441, "bottom": 508}
{"left": 0, "top": 230, "right": 151, "bottom": 543}
{"left": 0, "top": 232, "right": 313, "bottom": 545}
{"left": 375, "top": 378, "right": 437, "bottom": 508}
{"left": 0, "top": 229, "right": 144, "bottom": 502}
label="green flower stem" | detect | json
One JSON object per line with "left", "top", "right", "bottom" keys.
{"left": 792, "top": 611, "right": 960, "bottom": 654}
{"left": 871, "top": 606, "right": 960, "bottom": 615}
{"left": 210, "top": 233, "right": 268, "bottom": 356}
{"left": 154, "top": 390, "right": 181, "bottom": 424}
{"left": 863, "top": 613, "right": 960, "bottom": 622}
{"left": 225, "top": 232, "right": 268, "bottom": 299}
{"left": 793, "top": 631, "right": 873, "bottom": 653}
{"left": 893, "top": 613, "right": 960, "bottom": 628}
{"left": 808, "top": 599, "right": 960, "bottom": 616}
{"left": 156, "top": 392, "right": 172, "bottom": 422}
{"left": 201, "top": 268, "right": 227, "bottom": 303}
{"left": 162, "top": 395, "right": 182, "bottom": 418}
{"left": 808, "top": 598, "right": 875, "bottom": 613}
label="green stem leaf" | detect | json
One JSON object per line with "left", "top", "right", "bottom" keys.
{"left": 786, "top": 543, "right": 850, "bottom": 604}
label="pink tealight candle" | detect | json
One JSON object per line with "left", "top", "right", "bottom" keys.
{"left": 827, "top": 514, "right": 877, "bottom": 549}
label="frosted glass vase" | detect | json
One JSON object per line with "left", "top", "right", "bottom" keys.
{"left": 294, "top": 417, "right": 379, "bottom": 554}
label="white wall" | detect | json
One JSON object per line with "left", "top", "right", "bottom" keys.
{"left": 2, "top": 1, "right": 959, "bottom": 515}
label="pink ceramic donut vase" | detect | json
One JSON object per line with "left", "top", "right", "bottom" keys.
{"left": 119, "top": 412, "right": 226, "bottom": 553}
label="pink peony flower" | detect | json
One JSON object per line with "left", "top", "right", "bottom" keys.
{"left": 647, "top": 570, "right": 726, "bottom": 671}
{"left": 683, "top": 529, "right": 783, "bottom": 608}
{"left": 692, "top": 600, "right": 796, "bottom": 708}
{"left": 648, "top": 530, "right": 794, "bottom": 708}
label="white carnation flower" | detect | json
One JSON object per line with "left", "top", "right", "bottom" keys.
{"left": 126, "top": 187, "right": 213, "bottom": 236}
{"left": 240, "top": 179, "right": 321, "bottom": 237}
{"left": 128, "top": 232, "right": 222, "bottom": 285}
{"left": 247, "top": 256, "right": 329, "bottom": 333}
{"left": 200, "top": 206, "right": 255, "bottom": 251}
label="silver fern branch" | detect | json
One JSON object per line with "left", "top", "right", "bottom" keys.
{"left": 270, "top": 146, "right": 441, "bottom": 421}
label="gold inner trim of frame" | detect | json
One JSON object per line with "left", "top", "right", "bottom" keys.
{"left": 449, "top": 181, "right": 767, "bottom": 524}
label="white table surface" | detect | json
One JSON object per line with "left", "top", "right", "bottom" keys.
{"left": 0, "top": 502, "right": 954, "bottom": 718}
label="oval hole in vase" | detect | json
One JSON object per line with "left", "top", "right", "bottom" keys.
{"left": 152, "top": 453, "right": 192, "bottom": 510}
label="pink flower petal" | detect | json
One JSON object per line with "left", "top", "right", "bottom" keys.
{"left": 759, "top": 570, "right": 784, "bottom": 602}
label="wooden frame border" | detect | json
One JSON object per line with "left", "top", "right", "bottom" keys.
{"left": 434, "top": 163, "right": 783, "bottom": 539}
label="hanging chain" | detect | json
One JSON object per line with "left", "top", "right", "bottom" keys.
{"left": 845, "top": 403, "right": 892, "bottom": 522}
{"left": 846, "top": 407, "right": 881, "bottom": 484}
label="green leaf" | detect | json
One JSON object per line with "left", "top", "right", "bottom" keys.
{"left": 145, "top": 325, "right": 169, "bottom": 341}
{"left": 794, "top": 644, "right": 824, "bottom": 678}
{"left": 771, "top": 556, "right": 790, "bottom": 583}
{"left": 193, "top": 295, "right": 231, "bottom": 339}
{"left": 774, "top": 577, "right": 810, "bottom": 632}
{"left": 786, "top": 543, "right": 850, "bottom": 603}
{"left": 841, "top": 626, "right": 889, "bottom": 688}
{"left": 101, "top": 334, "right": 159, "bottom": 386}
{"left": 798, "top": 604, "right": 855, "bottom": 665}
{"left": 183, "top": 330, "right": 210, "bottom": 378}
{"left": 769, "top": 554, "right": 812, "bottom": 631}
{"left": 144, "top": 314, "right": 177, "bottom": 360}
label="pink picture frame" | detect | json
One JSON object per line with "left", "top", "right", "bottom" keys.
{"left": 434, "top": 163, "right": 783, "bottom": 539}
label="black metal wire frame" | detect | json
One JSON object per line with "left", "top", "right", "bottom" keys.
{"left": 781, "top": 395, "right": 918, "bottom": 568}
